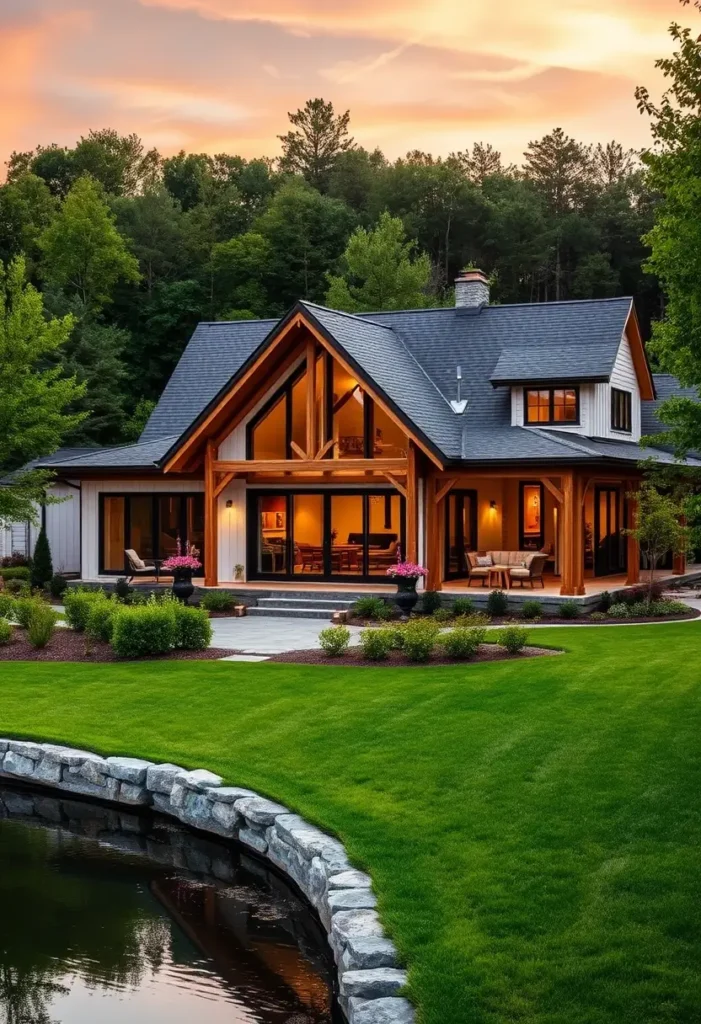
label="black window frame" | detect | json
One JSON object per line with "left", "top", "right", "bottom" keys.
{"left": 444, "top": 489, "right": 478, "bottom": 580}
{"left": 519, "top": 480, "right": 546, "bottom": 551}
{"left": 98, "top": 492, "right": 205, "bottom": 575}
{"left": 524, "top": 386, "right": 580, "bottom": 426}
{"left": 611, "top": 387, "right": 632, "bottom": 433}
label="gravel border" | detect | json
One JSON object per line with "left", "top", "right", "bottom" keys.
{"left": 0, "top": 737, "right": 414, "bottom": 1024}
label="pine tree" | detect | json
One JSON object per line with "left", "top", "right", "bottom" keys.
{"left": 30, "top": 523, "right": 53, "bottom": 590}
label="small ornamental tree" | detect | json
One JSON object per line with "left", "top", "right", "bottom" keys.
{"left": 30, "top": 523, "right": 53, "bottom": 590}
{"left": 625, "top": 483, "right": 687, "bottom": 604}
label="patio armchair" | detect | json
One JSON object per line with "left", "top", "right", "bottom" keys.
{"left": 508, "top": 553, "right": 548, "bottom": 588}
{"left": 465, "top": 551, "right": 492, "bottom": 587}
{"left": 124, "top": 549, "right": 168, "bottom": 583}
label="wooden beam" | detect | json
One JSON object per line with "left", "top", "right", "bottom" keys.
{"left": 382, "top": 472, "right": 407, "bottom": 499}
{"left": 213, "top": 471, "right": 236, "bottom": 498}
{"left": 290, "top": 441, "right": 307, "bottom": 460}
{"left": 573, "top": 472, "right": 585, "bottom": 595}
{"left": 332, "top": 385, "right": 360, "bottom": 415}
{"left": 580, "top": 476, "right": 592, "bottom": 509}
{"left": 626, "top": 480, "right": 640, "bottom": 585}
{"left": 541, "top": 476, "right": 564, "bottom": 505}
{"left": 425, "top": 471, "right": 441, "bottom": 591}
{"left": 315, "top": 438, "right": 336, "bottom": 460}
{"left": 406, "top": 441, "right": 418, "bottom": 563}
{"left": 214, "top": 458, "right": 407, "bottom": 474}
{"left": 435, "top": 479, "right": 457, "bottom": 505}
{"left": 204, "top": 440, "right": 218, "bottom": 587}
{"left": 559, "top": 470, "right": 575, "bottom": 596}
{"left": 306, "top": 337, "right": 317, "bottom": 459}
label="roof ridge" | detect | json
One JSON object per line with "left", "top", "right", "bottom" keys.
{"left": 300, "top": 300, "right": 396, "bottom": 332}
{"left": 359, "top": 296, "right": 634, "bottom": 317}
{"left": 63, "top": 435, "right": 179, "bottom": 465}
{"left": 196, "top": 318, "right": 278, "bottom": 326}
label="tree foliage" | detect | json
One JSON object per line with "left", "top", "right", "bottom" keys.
{"left": 625, "top": 483, "right": 687, "bottom": 602}
{"left": 278, "top": 98, "right": 354, "bottom": 189}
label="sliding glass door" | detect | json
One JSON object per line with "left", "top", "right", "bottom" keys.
{"left": 99, "top": 493, "right": 204, "bottom": 574}
{"left": 247, "top": 490, "right": 405, "bottom": 582}
{"left": 444, "top": 490, "right": 478, "bottom": 579}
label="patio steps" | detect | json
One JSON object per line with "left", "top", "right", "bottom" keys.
{"left": 247, "top": 595, "right": 356, "bottom": 620}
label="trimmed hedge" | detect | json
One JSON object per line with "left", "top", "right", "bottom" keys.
{"left": 111, "top": 606, "right": 177, "bottom": 658}
{"left": 13, "top": 597, "right": 46, "bottom": 630}
{"left": 173, "top": 604, "right": 212, "bottom": 650}
{"left": 86, "top": 600, "right": 122, "bottom": 643}
{"left": 0, "top": 567, "right": 30, "bottom": 581}
{"left": 200, "top": 590, "right": 235, "bottom": 612}
{"left": 64, "top": 589, "right": 107, "bottom": 632}
{"left": 0, "top": 618, "right": 12, "bottom": 645}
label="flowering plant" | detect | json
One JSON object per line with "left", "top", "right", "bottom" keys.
{"left": 386, "top": 561, "right": 428, "bottom": 579}
{"left": 161, "top": 554, "right": 202, "bottom": 572}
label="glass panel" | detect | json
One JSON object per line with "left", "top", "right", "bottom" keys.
{"left": 158, "top": 496, "right": 182, "bottom": 562}
{"left": 462, "top": 495, "right": 476, "bottom": 551}
{"left": 316, "top": 353, "right": 325, "bottom": 452}
{"left": 252, "top": 393, "right": 286, "bottom": 460}
{"left": 553, "top": 388, "right": 577, "bottom": 422}
{"left": 185, "top": 495, "right": 205, "bottom": 566}
{"left": 290, "top": 370, "right": 307, "bottom": 458}
{"left": 128, "top": 496, "right": 153, "bottom": 561}
{"left": 446, "top": 494, "right": 460, "bottom": 576}
{"left": 333, "top": 363, "right": 365, "bottom": 458}
{"left": 292, "top": 494, "right": 324, "bottom": 575}
{"left": 372, "top": 404, "right": 407, "bottom": 458}
{"left": 102, "top": 497, "right": 125, "bottom": 572}
{"left": 522, "top": 484, "right": 542, "bottom": 549}
{"left": 367, "top": 494, "right": 401, "bottom": 575}
{"left": 330, "top": 495, "right": 363, "bottom": 575}
{"left": 257, "top": 495, "right": 287, "bottom": 575}
{"left": 526, "top": 390, "right": 550, "bottom": 423}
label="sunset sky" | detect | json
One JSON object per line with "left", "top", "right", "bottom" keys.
{"left": 0, "top": 0, "right": 685, "bottom": 174}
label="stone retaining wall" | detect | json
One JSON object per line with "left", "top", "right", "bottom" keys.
{"left": 0, "top": 737, "right": 413, "bottom": 1024}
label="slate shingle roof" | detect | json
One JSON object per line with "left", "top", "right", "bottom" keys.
{"left": 39, "top": 436, "right": 178, "bottom": 471}
{"left": 490, "top": 343, "right": 616, "bottom": 385}
{"left": 642, "top": 374, "right": 699, "bottom": 438}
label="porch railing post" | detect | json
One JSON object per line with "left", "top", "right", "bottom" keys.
{"left": 559, "top": 471, "right": 575, "bottom": 596}
{"left": 573, "top": 473, "right": 585, "bottom": 595}
{"left": 406, "top": 441, "right": 418, "bottom": 564}
{"left": 204, "top": 440, "right": 218, "bottom": 587}
{"left": 425, "top": 470, "right": 441, "bottom": 591}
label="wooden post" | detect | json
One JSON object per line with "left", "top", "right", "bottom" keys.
{"left": 406, "top": 441, "right": 418, "bottom": 563}
{"left": 306, "top": 338, "right": 317, "bottom": 459}
{"left": 559, "top": 471, "right": 575, "bottom": 596}
{"left": 626, "top": 481, "right": 641, "bottom": 585}
{"left": 573, "top": 473, "right": 585, "bottom": 595}
{"left": 204, "top": 440, "right": 218, "bottom": 587}
{"left": 425, "top": 470, "right": 441, "bottom": 591}
{"left": 673, "top": 514, "right": 688, "bottom": 575}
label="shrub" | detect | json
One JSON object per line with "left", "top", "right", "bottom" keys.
{"left": 0, "top": 618, "right": 13, "bottom": 645}
{"left": 486, "top": 589, "right": 509, "bottom": 616}
{"left": 607, "top": 602, "right": 630, "bottom": 618}
{"left": 353, "top": 596, "right": 391, "bottom": 620}
{"left": 421, "top": 590, "right": 442, "bottom": 614}
{"left": 111, "top": 605, "right": 177, "bottom": 658}
{"left": 173, "top": 604, "right": 213, "bottom": 650}
{"left": 588, "top": 611, "right": 607, "bottom": 622}
{"left": 621, "top": 582, "right": 665, "bottom": 605}
{"left": 114, "top": 577, "right": 134, "bottom": 603}
{"left": 598, "top": 591, "right": 612, "bottom": 612}
{"left": 14, "top": 596, "right": 46, "bottom": 629}
{"left": 388, "top": 624, "right": 407, "bottom": 649}
{"left": 559, "top": 600, "right": 580, "bottom": 619}
{"left": 319, "top": 625, "right": 351, "bottom": 657}
{"left": 5, "top": 579, "right": 29, "bottom": 596}
{"left": 48, "top": 573, "right": 68, "bottom": 599}
{"left": 30, "top": 524, "right": 53, "bottom": 590}
{"left": 0, "top": 566, "right": 30, "bottom": 581}
{"left": 402, "top": 619, "right": 440, "bottom": 662}
{"left": 86, "top": 600, "right": 121, "bottom": 643}
{"left": 499, "top": 625, "right": 529, "bottom": 654}
{"left": 452, "top": 596, "right": 474, "bottom": 617}
{"left": 432, "top": 607, "right": 453, "bottom": 623}
{"left": 360, "top": 627, "right": 394, "bottom": 661}
{"left": 1, "top": 551, "right": 28, "bottom": 568}
{"left": 200, "top": 590, "right": 235, "bottom": 612}
{"left": 628, "top": 601, "right": 650, "bottom": 618}
{"left": 650, "top": 599, "right": 688, "bottom": 616}
{"left": 440, "top": 626, "right": 485, "bottom": 660}
{"left": 27, "top": 604, "right": 57, "bottom": 649}
{"left": 64, "top": 589, "right": 107, "bottom": 632}
{"left": 0, "top": 595, "right": 15, "bottom": 620}
{"left": 455, "top": 611, "right": 489, "bottom": 628}
{"left": 521, "top": 600, "right": 543, "bottom": 620}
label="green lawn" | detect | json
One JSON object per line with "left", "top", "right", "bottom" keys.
{"left": 2, "top": 624, "right": 700, "bottom": 1024}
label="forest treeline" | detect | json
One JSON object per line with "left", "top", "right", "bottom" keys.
{"left": 0, "top": 100, "right": 659, "bottom": 446}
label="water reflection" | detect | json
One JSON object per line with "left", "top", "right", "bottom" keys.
{"left": 0, "top": 784, "right": 339, "bottom": 1024}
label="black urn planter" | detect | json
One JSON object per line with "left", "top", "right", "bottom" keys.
{"left": 171, "top": 568, "right": 194, "bottom": 604}
{"left": 394, "top": 577, "right": 420, "bottom": 619}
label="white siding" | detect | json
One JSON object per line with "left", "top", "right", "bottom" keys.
{"left": 81, "top": 478, "right": 203, "bottom": 579}
{"left": 606, "top": 332, "right": 641, "bottom": 440}
{"left": 3, "top": 483, "right": 81, "bottom": 572}
{"left": 217, "top": 478, "right": 247, "bottom": 582}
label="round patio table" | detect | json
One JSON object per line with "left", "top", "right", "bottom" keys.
{"left": 488, "top": 565, "right": 511, "bottom": 589}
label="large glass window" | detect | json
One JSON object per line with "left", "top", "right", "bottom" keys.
{"left": 256, "top": 495, "right": 287, "bottom": 575}
{"left": 520, "top": 482, "right": 544, "bottom": 550}
{"left": 99, "top": 494, "right": 204, "bottom": 574}
{"left": 367, "top": 493, "right": 401, "bottom": 575}
{"left": 331, "top": 494, "right": 364, "bottom": 574}
{"left": 333, "top": 364, "right": 366, "bottom": 458}
{"left": 525, "top": 388, "right": 578, "bottom": 425}
{"left": 444, "top": 491, "right": 477, "bottom": 578}
{"left": 102, "top": 496, "right": 125, "bottom": 572}
{"left": 250, "top": 392, "right": 287, "bottom": 459}
{"left": 293, "top": 494, "right": 324, "bottom": 574}
{"left": 611, "top": 388, "right": 632, "bottom": 433}
{"left": 372, "top": 404, "right": 407, "bottom": 458}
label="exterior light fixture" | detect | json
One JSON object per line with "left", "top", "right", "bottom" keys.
{"left": 225, "top": 499, "right": 233, "bottom": 509}
{"left": 490, "top": 500, "right": 497, "bottom": 510}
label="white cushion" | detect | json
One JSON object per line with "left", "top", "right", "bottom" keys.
{"left": 125, "top": 549, "right": 146, "bottom": 570}
{"left": 475, "top": 555, "right": 492, "bottom": 567}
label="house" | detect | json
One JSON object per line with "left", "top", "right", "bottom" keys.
{"left": 34, "top": 270, "right": 701, "bottom": 597}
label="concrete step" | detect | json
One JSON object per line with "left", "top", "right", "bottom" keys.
{"left": 247, "top": 605, "right": 335, "bottom": 620}
{"left": 256, "top": 596, "right": 355, "bottom": 610}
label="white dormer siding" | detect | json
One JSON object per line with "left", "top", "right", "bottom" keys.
{"left": 510, "top": 332, "right": 641, "bottom": 442}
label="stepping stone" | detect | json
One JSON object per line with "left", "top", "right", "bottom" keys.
{"left": 218, "top": 654, "right": 270, "bottom": 662}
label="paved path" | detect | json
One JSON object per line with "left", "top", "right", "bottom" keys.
{"left": 210, "top": 615, "right": 362, "bottom": 655}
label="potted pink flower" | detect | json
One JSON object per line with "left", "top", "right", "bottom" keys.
{"left": 161, "top": 539, "right": 202, "bottom": 603}
{"left": 386, "top": 556, "right": 428, "bottom": 618}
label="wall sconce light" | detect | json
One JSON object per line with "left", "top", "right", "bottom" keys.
{"left": 490, "top": 500, "right": 497, "bottom": 511}
{"left": 225, "top": 500, "right": 233, "bottom": 509}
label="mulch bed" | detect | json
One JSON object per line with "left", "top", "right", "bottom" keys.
{"left": 0, "top": 627, "right": 236, "bottom": 663}
{"left": 269, "top": 643, "right": 561, "bottom": 667}
{"left": 348, "top": 609, "right": 700, "bottom": 628}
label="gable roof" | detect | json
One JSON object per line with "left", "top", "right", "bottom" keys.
{"left": 490, "top": 343, "right": 617, "bottom": 386}
{"left": 38, "top": 436, "right": 178, "bottom": 472}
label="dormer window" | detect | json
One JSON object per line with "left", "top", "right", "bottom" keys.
{"left": 525, "top": 387, "right": 579, "bottom": 425}
{"left": 611, "top": 388, "right": 632, "bottom": 433}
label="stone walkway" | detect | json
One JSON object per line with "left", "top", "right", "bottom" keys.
{"left": 210, "top": 615, "right": 362, "bottom": 656}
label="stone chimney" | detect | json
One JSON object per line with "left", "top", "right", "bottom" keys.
{"left": 455, "top": 268, "right": 489, "bottom": 309}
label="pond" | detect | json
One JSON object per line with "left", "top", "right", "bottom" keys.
{"left": 0, "top": 782, "right": 340, "bottom": 1024}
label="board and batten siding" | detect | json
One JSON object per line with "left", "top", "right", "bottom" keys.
{"left": 29, "top": 484, "right": 81, "bottom": 574}
{"left": 510, "top": 332, "right": 641, "bottom": 441}
{"left": 81, "top": 478, "right": 204, "bottom": 580}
